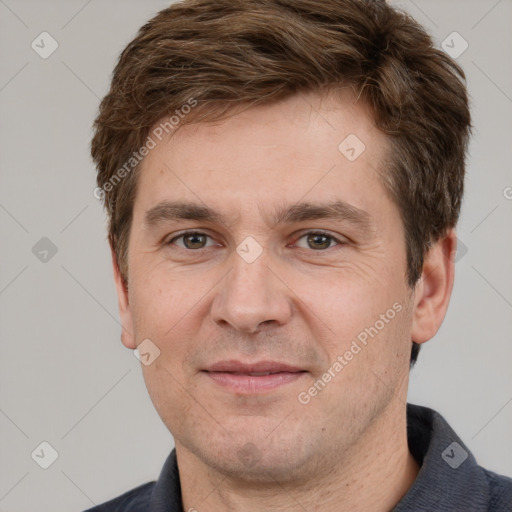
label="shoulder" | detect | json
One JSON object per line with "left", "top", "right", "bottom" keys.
{"left": 483, "top": 468, "right": 512, "bottom": 512}
{"left": 82, "top": 481, "right": 156, "bottom": 512}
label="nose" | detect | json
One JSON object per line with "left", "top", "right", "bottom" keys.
{"left": 210, "top": 248, "right": 293, "bottom": 334}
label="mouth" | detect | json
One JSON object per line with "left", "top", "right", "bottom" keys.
{"left": 202, "top": 360, "right": 308, "bottom": 393}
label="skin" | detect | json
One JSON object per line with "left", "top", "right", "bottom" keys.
{"left": 111, "top": 90, "right": 456, "bottom": 511}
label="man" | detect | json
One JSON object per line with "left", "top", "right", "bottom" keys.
{"left": 86, "top": 0, "right": 512, "bottom": 510}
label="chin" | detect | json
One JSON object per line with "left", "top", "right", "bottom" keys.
{"left": 210, "top": 452, "right": 308, "bottom": 484}
{"left": 191, "top": 429, "right": 319, "bottom": 484}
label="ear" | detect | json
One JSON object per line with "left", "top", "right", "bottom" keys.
{"left": 411, "top": 229, "right": 457, "bottom": 344}
{"left": 110, "top": 242, "right": 137, "bottom": 350}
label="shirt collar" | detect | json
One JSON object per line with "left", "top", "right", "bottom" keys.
{"left": 393, "top": 403, "right": 491, "bottom": 511}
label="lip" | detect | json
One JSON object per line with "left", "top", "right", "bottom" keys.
{"left": 205, "top": 360, "right": 304, "bottom": 373}
{"left": 202, "top": 360, "right": 307, "bottom": 393}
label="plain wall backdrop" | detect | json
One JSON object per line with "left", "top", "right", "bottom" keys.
{"left": 0, "top": 0, "right": 511, "bottom": 510}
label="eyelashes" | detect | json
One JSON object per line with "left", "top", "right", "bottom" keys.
{"left": 165, "top": 230, "right": 347, "bottom": 252}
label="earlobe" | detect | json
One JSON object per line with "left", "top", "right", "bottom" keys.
{"left": 110, "top": 242, "right": 137, "bottom": 350}
{"left": 410, "top": 229, "right": 457, "bottom": 345}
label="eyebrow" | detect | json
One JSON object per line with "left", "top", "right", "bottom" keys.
{"left": 143, "top": 200, "right": 375, "bottom": 235}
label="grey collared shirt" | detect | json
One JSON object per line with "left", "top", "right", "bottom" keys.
{"left": 84, "top": 403, "right": 512, "bottom": 511}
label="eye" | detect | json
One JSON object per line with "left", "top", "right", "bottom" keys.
{"left": 293, "top": 231, "right": 345, "bottom": 251}
{"left": 165, "top": 230, "right": 346, "bottom": 252}
{"left": 166, "top": 231, "right": 216, "bottom": 250}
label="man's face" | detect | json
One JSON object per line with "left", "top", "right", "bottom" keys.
{"left": 118, "top": 91, "right": 416, "bottom": 481}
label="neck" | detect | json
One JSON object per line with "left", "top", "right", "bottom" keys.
{"left": 177, "top": 401, "right": 420, "bottom": 512}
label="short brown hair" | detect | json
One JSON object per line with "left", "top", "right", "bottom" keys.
{"left": 91, "top": 0, "right": 471, "bottom": 366}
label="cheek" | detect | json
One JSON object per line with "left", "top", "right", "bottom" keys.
{"left": 354, "top": 300, "right": 413, "bottom": 385}
{"left": 293, "top": 270, "right": 393, "bottom": 338}
{"left": 129, "top": 267, "right": 196, "bottom": 336}
{"left": 322, "top": 287, "right": 412, "bottom": 377}
{"left": 130, "top": 271, "right": 206, "bottom": 383}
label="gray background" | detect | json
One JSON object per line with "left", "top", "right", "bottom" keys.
{"left": 0, "top": 0, "right": 511, "bottom": 510}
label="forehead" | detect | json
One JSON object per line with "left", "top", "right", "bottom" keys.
{"left": 132, "top": 90, "right": 391, "bottom": 227}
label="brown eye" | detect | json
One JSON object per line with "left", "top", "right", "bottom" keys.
{"left": 167, "top": 232, "right": 213, "bottom": 250}
{"left": 295, "top": 231, "right": 342, "bottom": 251}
